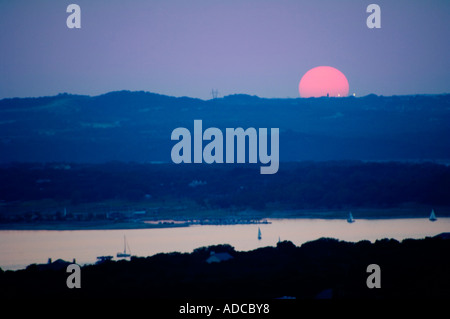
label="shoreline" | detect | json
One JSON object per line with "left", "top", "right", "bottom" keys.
{"left": 0, "top": 221, "right": 190, "bottom": 231}
{"left": 0, "top": 213, "right": 447, "bottom": 231}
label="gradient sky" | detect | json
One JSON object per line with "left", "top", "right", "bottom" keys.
{"left": 0, "top": 0, "right": 449, "bottom": 99}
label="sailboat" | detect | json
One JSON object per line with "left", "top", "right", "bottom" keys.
{"left": 258, "top": 227, "right": 262, "bottom": 240}
{"left": 347, "top": 212, "right": 355, "bottom": 223}
{"left": 429, "top": 209, "right": 437, "bottom": 222}
{"left": 117, "top": 235, "right": 131, "bottom": 258}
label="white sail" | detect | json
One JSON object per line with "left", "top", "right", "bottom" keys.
{"left": 429, "top": 209, "right": 437, "bottom": 222}
{"left": 347, "top": 212, "right": 355, "bottom": 223}
{"left": 117, "top": 235, "right": 131, "bottom": 258}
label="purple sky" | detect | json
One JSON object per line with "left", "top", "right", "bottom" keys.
{"left": 1, "top": 0, "right": 449, "bottom": 99}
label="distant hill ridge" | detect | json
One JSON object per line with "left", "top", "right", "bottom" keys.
{"left": 0, "top": 91, "right": 449, "bottom": 163}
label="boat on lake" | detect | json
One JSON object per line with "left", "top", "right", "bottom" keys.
{"left": 429, "top": 209, "right": 437, "bottom": 222}
{"left": 117, "top": 235, "right": 131, "bottom": 258}
{"left": 347, "top": 212, "right": 355, "bottom": 223}
{"left": 258, "top": 227, "right": 262, "bottom": 240}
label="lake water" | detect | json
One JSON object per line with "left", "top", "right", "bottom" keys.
{"left": 1, "top": 218, "right": 449, "bottom": 271}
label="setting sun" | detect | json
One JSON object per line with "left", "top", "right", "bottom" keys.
{"left": 299, "top": 66, "right": 349, "bottom": 98}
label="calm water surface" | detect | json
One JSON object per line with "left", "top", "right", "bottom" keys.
{"left": 1, "top": 218, "right": 449, "bottom": 270}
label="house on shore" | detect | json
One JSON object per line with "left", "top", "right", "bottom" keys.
{"left": 205, "top": 251, "right": 234, "bottom": 264}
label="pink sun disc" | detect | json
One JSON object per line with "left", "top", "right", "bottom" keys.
{"left": 299, "top": 66, "right": 349, "bottom": 98}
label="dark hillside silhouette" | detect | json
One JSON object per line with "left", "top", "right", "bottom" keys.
{"left": 1, "top": 236, "right": 449, "bottom": 299}
{"left": 0, "top": 92, "right": 449, "bottom": 163}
